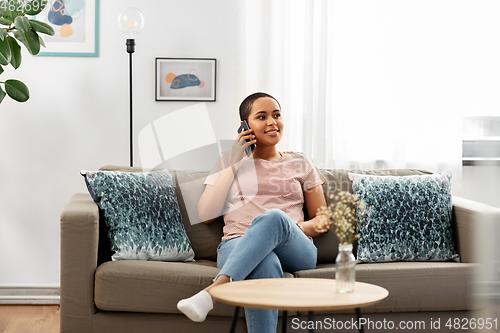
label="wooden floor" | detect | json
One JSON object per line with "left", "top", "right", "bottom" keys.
{"left": 0, "top": 305, "right": 60, "bottom": 333}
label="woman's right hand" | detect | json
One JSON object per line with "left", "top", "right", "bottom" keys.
{"left": 198, "top": 127, "right": 256, "bottom": 224}
{"left": 230, "top": 127, "right": 256, "bottom": 168}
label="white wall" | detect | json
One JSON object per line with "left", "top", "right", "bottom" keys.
{"left": 0, "top": 0, "right": 240, "bottom": 287}
{"left": 1, "top": 0, "right": 499, "bottom": 289}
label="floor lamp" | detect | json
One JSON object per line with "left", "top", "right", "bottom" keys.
{"left": 118, "top": 8, "right": 145, "bottom": 167}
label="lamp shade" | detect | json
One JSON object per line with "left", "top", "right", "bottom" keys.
{"left": 118, "top": 7, "right": 145, "bottom": 39}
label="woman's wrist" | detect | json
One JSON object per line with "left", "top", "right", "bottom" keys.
{"left": 226, "top": 162, "right": 240, "bottom": 178}
{"left": 228, "top": 159, "right": 243, "bottom": 174}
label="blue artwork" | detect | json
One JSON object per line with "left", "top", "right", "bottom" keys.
{"left": 48, "top": 1, "right": 73, "bottom": 25}
{"left": 47, "top": 0, "right": 85, "bottom": 38}
{"left": 170, "top": 74, "right": 201, "bottom": 89}
{"left": 166, "top": 72, "right": 205, "bottom": 90}
{"left": 64, "top": 0, "right": 85, "bottom": 16}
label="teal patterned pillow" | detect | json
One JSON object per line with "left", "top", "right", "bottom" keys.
{"left": 348, "top": 170, "right": 459, "bottom": 263}
{"left": 81, "top": 170, "right": 195, "bottom": 261}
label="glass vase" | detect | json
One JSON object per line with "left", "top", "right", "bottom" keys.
{"left": 335, "top": 243, "right": 356, "bottom": 293}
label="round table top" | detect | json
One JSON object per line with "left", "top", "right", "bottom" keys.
{"left": 209, "top": 278, "right": 389, "bottom": 311}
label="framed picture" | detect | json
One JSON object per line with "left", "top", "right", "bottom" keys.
{"left": 156, "top": 58, "right": 216, "bottom": 102}
{"left": 33, "top": 0, "right": 99, "bottom": 57}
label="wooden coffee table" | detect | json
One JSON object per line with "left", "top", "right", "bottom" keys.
{"left": 209, "top": 278, "right": 389, "bottom": 333}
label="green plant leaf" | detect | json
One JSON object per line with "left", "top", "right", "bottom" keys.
{"left": 7, "top": 36, "right": 21, "bottom": 69}
{"left": 29, "top": 19, "right": 54, "bottom": 36}
{"left": 5, "top": 79, "right": 29, "bottom": 102}
{"left": 0, "top": 36, "right": 11, "bottom": 65}
{"left": 0, "top": 10, "right": 13, "bottom": 24}
{"left": 24, "top": 0, "right": 48, "bottom": 15}
{"left": 38, "top": 34, "right": 45, "bottom": 47}
{"left": 0, "top": 28, "right": 6, "bottom": 41}
{"left": 13, "top": 29, "right": 40, "bottom": 55}
{"left": 0, "top": 85, "right": 6, "bottom": 104}
{"left": 14, "top": 16, "right": 30, "bottom": 33}
{"left": 0, "top": 17, "right": 12, "bottom": 26}
{"left": 0, "top": 7, "right": 19, "bottom": 23}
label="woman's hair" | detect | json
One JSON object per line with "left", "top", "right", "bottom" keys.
{"left": 239, "top": 92, "right": 281, "bottom": 121}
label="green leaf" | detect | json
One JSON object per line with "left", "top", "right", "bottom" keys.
{"left": 0, "top": 17, "right": 12, "bottom": 26}
{"left": 0, "top": 36, "right": 11, "bottom": 65}
{"left": 0, "top": 28, "right": 6, "bottom": 41}
{"left": 14, "top": 16, "right": 30, "bottom": 33}
{"left": 0, "top": 85, "right": 6, "bottom": 104}
{"left": 38, "top": 34, "right": 44, "bottom": 47}
{"left": 0, "top": 64, "right": 3, "bottom": 75}
{"left": 29, "top": 19, "right": 54, "bottom": 36}
{"left": 0, "top": 11, "right": 13, "bottom": 24}
{"left": 13, "top": 29, "right": 40, "bottom": 55}
{"left": 7, "top": 36, "right": 21, "bottom": 69}
{"left": 24, "top": 0, "right": 48, "bottom": 16}
{"left": 5, "top": 79, "right": 29, "bottom": 102}
{"left": 0, "top": 7, "right": 19, "bottom": 23}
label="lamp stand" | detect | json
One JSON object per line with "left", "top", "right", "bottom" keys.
{"left": 126, "top": 39, "right": 135, "bottom": 167}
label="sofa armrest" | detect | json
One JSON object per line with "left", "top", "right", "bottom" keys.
{"left": 452, "top": 196, "right": 500, "bottom": 264}
{"left": 60, "top": 193, "right": 100, "bottom": 333}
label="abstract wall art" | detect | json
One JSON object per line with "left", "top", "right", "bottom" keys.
{"left": 155, "top": 58, "right": 216, "bottom": 102}
{"left": 33, "top": 0, "right": 99, "bottom": 57}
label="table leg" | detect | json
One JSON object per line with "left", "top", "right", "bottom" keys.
{"left": 230, "top": 306, "right": 240, "bottom": 333}
{"left": 309, "top": 311, "right": 315, "bottom": 333}
{"left": 355, "top": 308, "right": 364, "bottom": 333}
{"left": 282, "top": 311, "right": 288, "bottom": 333}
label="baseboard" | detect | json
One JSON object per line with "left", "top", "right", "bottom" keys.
{"left": 0, "top": 287, "right": 60, "bottom": 305}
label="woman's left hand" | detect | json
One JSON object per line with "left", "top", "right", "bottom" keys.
{"left": 313, "top": 213, "right": 330, "bottom": 234}
{"left": 297, "top": 214, "right": 330, "bottom": 238}
{"left": 301, "top": 185, "right": 329, "bottom": 237}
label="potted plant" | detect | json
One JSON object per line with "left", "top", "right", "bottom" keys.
{"left": 316, "top": 191, "right": 369, "bottom": 293}
{"left": 0, "top": 0, "right": 54, "bottom": 104}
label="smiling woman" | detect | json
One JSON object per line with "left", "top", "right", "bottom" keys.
{"left": 177, "top": 92, "right": 330, "bottom": 332}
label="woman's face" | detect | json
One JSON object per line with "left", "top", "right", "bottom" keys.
{"left": 247, "top": 97, "right": 283, "bottom": 148}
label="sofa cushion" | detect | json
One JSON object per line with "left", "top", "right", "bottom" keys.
{"left": 293, "top": 262, "right": 477, "bottom": 313}
{"left": 349, "top": 171, "right": 460, "bottom": 263}
{"left": 82, "top": 169, "right": 194, "bottom": 261}
{"left": 94, "top": 260, "right": 294, "bottom": 316}
{"left": 314, "top": 169, "right": 432, "bottom": 264}
{"left": 95, "top": 260, "right": 220, "bottom": 314}
{"left": 99, "top": 167, "right": 224, "bottom": 261}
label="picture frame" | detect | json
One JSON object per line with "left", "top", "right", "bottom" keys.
{"left": 33, "top": 0, "right": 99, "bottom": 57}
{"left": 155, "top": 58, "right": 216, "bottom": 102}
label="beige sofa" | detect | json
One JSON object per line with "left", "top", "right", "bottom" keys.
{"left": 60, "top": 166, "right": 490, "bottom": 333}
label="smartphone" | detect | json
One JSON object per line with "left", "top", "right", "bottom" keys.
{"left": 237, "top": 120, "right": 256, "bottom": 157}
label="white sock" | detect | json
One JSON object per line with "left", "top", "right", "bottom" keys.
{"left": 177, "top": 290, "right": 214, "bottom": 322}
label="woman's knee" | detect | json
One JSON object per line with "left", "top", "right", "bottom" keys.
{"left": 254, "top": 209, "right": 292, "bottom": 228}
{"left": 263, "top": 209, "right": 288, "bottom": 220}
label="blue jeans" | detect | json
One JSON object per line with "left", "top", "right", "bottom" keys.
{"left": 216, "top": 209, "right": 317, "bottom": 333}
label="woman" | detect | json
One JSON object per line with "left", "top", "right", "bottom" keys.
{"left": 177, "top": 92, "right": 329, "bottom": 333}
